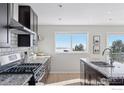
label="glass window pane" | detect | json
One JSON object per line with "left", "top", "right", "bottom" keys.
{"left": 108, "top": 34, "right": 124, "bottom": 62}
{"left": 56, "top": 34, "right": 71, "bottom": 52}
{"left": 72, "top": 33, "right": 87, "bottom": 51}
{"left": 109, "top": 35, "right": 124, "bottom": 47}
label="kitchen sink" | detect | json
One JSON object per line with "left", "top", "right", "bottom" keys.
{"left": 91, "top": 61, "right": 114, "bottom": 67}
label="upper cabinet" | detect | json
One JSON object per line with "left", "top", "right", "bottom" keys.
{"left": 12, "top": 3, "right": 19, "bottom": 22}
{"left": 18, "top": 5, "right": 38, "bottom": 47}
{"left": 19, "top": 5, "right": 38, "bottom": 34}
{"left": 0, "top": 3, "right": 38, "bottom": 48}
{"left": 0, "top": 4, "right": 11, "bottom": 47}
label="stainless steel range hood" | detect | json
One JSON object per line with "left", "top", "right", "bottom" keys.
{"left": 8, "top": 19, "right": 35, "bottom": 35}
{"left": 0, "top": 3, "right": 36, "bottom": 48}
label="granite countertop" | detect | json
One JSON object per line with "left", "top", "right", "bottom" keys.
{"left": 80, "top": 58, "right": 124, "bottom": 79}
{"left": 30, "top": 56, "right": 51, "bottom": 64}
{"left": 0, "top": 74, "right": 32, "bottom": 85}
{"left": 0, "top": 56, "right": 50, "bottom": 85}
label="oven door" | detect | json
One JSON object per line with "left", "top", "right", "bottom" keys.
{"left": 34, "top": 67, "right": 45, "bottom": 82}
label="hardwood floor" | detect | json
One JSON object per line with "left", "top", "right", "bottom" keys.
{"left": 45, "top": 73, "right": 80, "bottom": 84}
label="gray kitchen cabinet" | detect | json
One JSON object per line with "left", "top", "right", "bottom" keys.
{"left": 18, "top": 5, "right": 38, "bottom": 47}
{"left": 80, "top": 60, "right": 85, "bottom": 85}
{"left": 80, "top": 61, "right": 96, "bottom": 85}
{"left": 40, "top": 57, "right": 51, "bottom": 83}
{"left": 0, "top": 4, "right": 11, "bottom": 47}
{"left": 80, "top": 60, "right": 105, "bottom": 85}
{"left": 0, "top": 3, "right": 19, "bottom": 48}
{"left": 19, "top": 5, "right": 38, "bottom": 33}
{"left": 85, "top": 63, "right": 97, "bottom": 85}
{"left": 12, "top": 3, "right": 19, "bottom": 22}
{"left": 0, "top": 3, "right": 36, "bottom": 48}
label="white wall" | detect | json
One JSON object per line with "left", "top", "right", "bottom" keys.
{"left": 38, "top": 25, "right": 124, "bottom": 73}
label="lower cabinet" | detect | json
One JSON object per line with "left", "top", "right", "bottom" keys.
{"left": 84, "top": 63, "right": 97, "bottom": 85}
{"left": 40, "top": 57, "right": 51, "bottom": 83}
{"left": 80, "top": 60, "right": 106, "bottom": 85}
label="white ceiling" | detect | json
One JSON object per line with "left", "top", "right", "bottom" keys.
{"left": 25, "top": 3, "right": 124, "bottom": 25}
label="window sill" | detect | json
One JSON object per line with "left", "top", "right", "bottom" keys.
{"left": 55, "top": 51, "right": 88, "bottom": 54}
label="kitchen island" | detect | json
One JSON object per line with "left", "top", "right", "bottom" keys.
{"left": 80, "top": 58, "right": 124, "bottom": 85}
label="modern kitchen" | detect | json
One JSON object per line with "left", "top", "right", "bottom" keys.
{"left": 0, "top": 3, "right": 124, "bottom": 86}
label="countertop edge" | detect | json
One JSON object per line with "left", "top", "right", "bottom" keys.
{"left": 80, "top": 58, "right": 109, "bottom": 78}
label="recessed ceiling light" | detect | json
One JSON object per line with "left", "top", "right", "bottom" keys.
{"left": 107, "top": 11, "right": 112, "bottom": 14}
{"left": 58, "top": 18, "right": 62, "bottom": 21}
{"left": 58, "top": 4, "right": 63, "bottom": 8}
{"left": 108, "top": 18, "right": 112, "bottom": 21}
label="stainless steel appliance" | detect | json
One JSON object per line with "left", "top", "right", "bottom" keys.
{"left": 0, "top": 3, "right": 36, "bottom": 48}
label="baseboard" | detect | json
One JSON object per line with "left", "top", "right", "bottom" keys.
{"left": 50, "top": 72, "right": 80, "bottom": 74}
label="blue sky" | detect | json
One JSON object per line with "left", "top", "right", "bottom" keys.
{"left": 56, "top": 33, "right": 87, "bottom": 49}
{"left": 109, "top": 35, "right": 124, "bottom": 46}
{"left": 56, "top": 34, "right": 124, "bottom": 49}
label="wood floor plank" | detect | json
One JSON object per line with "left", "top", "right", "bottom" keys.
{"left": 46, "top": 73, "right": 80, "bottom": 84}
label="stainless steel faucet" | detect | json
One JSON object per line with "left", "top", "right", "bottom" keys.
{"left": 102, "top": 48, "right": 114, "bottom": 66}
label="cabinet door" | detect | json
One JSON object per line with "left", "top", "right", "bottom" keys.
{"left": 80, "top": 61, "right": 85, "bottom": 85}
{"left": 40, "top": 58, "right": 51, "bottom": 83}
{"left": 13, "top": 3, "right": 19, "bottom": 21}
{"left": 30, "top": 9, "right": 34, "bottom": 31}
{"left": 84, "top": 63, "right": 106, "bottom": 85}
{"left": 19, "top": 6, "right": 30, "bottom": 29}
{"left": 33, "top": 13, "right": 38, "bottom": 32}
{"left": 0, "top": 3, "right": 10, "bottom": 47}
{"left": 83, "top": 63, "right": 97, "bottom": 85}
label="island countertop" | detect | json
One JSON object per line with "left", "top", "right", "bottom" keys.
{"left": 0, "top": 74, "right": 32, "bottom": 85}
{"left": 80, "top": 58, "right": 124, "bottom": 79}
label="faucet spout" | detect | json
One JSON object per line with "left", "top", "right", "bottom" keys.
{"left": 102, "top": 48, "right": 114, "bottom": 66}
{"left": 102, "top": 48, "right": 112, "bottom": 56}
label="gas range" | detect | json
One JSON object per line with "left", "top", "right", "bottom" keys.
{"left": 1, "top": 63, "right": 42, "bottom": 74}
{"left": 0, "top": 53, "right": 44, "bottom": 85}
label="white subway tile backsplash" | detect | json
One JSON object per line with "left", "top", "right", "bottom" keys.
{"left": 0, "top": 31, "right": 35, "bottom": 57}
{"left": 0, "top": 30, "right": 37, "bottom": 67}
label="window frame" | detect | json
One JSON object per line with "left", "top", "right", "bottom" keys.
{"left": 54, "top": 32, "right": 89, "bottom": 54}
{"left": 107, "top": 32, "right": 124, "bottom": 48}
{"left": 107, "top": 32, "right": 124, "bottom": 62}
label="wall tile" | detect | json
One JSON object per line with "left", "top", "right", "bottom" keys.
{"left": 0, "top": 31, "right": 36, "bottom": 59}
